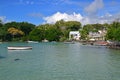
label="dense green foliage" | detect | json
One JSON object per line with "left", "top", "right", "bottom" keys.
{"left": 55, "top": 20, "right": 81, "bottom": 31}
{"left": 83, "top": 24, "right": 106, "bottom": 34}
{"left": 106, "top": 22, "right": 120, "bottom": 41}
{"left": 29, "top": 28, "right": 45, "bottom": 41}
{"left": 0, "top": 21, "right": 35, "bottom": 41}
{"left": 1, "top": 18, "right": 120, "bottom": 42}
{"left": 0, "top": 20, "right": 81, "bottom": 42}
{"left": 0, "top": 21, "right": 6, "bottom": 41}
{"left": 45, "top": 26, "right": 62, "bottom": 41}
{"left": 80, "top": 29, "right": 88, "bottom": 40}
{"left": 28, "top": 20, "right": 81, "bottom": 42}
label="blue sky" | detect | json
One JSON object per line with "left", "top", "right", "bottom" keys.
{"left": 0, "top": 0, "right": 120, "bottom": 25}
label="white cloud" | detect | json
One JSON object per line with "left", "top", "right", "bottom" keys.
{"left": 43, "top": 12, "right": 83, "bottom": 24}
{"left": 43, "top": 12, "right": 120, "bottom": 25}
{"left": 0, "top": 16, "right": 11, "bottom": 23}
{"left": 85, "top": 0, "right": 104, "bottom": 14}
{"left": 0, "top": 16, "right": 7, "bottom": 23}
{"left": 82, "top": 13, "right": 113, "bottom": 25}
{"left": 0, "top": 16, "right": 6, "bottom": 22}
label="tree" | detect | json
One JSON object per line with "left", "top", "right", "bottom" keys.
{"left": 8, "top": 27, "right": 24, "bottom": 40}
{"left": 19, "top": 22, "right": 35, "bottom": 35}
{"left": 45, "top": 26, "right": 62, "bottom": 41}
{"left": 106, "top": 21, "right": 120, "bottom": 41}
{"left": 65, "top": 21, "right": 81, "bottom": 31}
{"left": 0, "top": 20, "right": 3, "bottom": 28}
{"left": 0, "top": 27, "right": 6, "bottom": 41}
{"left": 4, "top": 22, "right": 20, "bottom": 31}
{"left": 83, "top": 24, "right": 93, "bottom": 34}
{"left": 92, "top": 23, "right": 104, "bottom": 30}
{"left": 29, "top": 28, "right": 45, "bottom": 41}
{"left": 80, "top": 30, "right": 88, "bottom": 40}
{"left": 4, "top": 21, "right": 35, "bottom": 35}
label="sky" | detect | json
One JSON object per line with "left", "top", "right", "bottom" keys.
{"left": 0, "top": 0, "right": 120, "bottom": 25}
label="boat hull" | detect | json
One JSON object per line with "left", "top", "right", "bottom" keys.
{"left": 8, "top": 46, "right": 32, "bottom": 50}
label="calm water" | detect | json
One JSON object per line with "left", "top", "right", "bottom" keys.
{"left": 0, "top": 42, "right": 120, "bottom": 80}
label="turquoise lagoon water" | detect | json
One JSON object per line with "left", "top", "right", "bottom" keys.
{"left": 0, "top": 42, "right": 120, "bottom": 80}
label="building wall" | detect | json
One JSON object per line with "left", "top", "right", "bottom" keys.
{"left": 88, "top": 30, "right": 106, "bottom": 41}
{"left": 69, "top": 31, "right": 80, "bottom": 40}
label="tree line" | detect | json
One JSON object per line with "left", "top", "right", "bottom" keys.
{"left": 0, "top": 20, "right": 81, "bottom": 42}
{"left": 0, "top": 19, "right": 120, "bottom": 42}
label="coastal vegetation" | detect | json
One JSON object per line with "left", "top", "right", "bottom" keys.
{"left": 0, "top": 20, "right": 81, "bottom": 42}
{"left": 106, "top": 21, "right": 120, "bottom": 41}
{"left": 0, "top": 19, "right": 120, "bottom": 42}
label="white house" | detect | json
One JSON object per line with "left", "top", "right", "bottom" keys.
{"left": 69, "top": 31, "right": 80, "bottom": 40}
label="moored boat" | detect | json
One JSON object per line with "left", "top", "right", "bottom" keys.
{"left": 64, "top": 41, "right": 75, "bottom": 44}
{"left": 94, "top": 41, "right": 108, "bottom": 46}
{"left": 27, "top": 41, "right": 39, "bottom": 43}
{"left": 8, "top": 46, "right": 32, "bottom": 50}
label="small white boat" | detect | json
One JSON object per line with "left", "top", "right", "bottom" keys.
{"left": 42, "top": 39, "right": 49, "bottom": 42}
{"left": 27, "top": 41, "right": 39, "bottom": 43}
{"left": 64, "top": 41, "right": 75, "bottom": 44}
{"left": 8, "top": 46, "right": 32, "bottom": 50}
